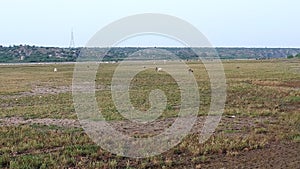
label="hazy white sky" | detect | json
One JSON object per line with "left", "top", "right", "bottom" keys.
{"left": 1, "top": 0, "right": 299, "bottom": 47}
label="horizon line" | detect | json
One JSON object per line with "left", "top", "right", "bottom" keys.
{"left": 1, "top": 44, "right": 300, "bottom": 49}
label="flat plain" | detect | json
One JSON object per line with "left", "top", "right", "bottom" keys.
{"left": 0, "top": 59, "right": 299, "bottom": 168}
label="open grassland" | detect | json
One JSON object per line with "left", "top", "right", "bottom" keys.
{"left": 0, "top": 60, "right": 299, "bottom": 168}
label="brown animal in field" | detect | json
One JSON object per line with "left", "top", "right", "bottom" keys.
{"left": 188, "top": 68, "right": 194, "bottom": 73}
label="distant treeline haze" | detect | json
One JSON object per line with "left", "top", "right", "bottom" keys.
{"left": 0, "top": 45, "right": 299, "bottom": 63}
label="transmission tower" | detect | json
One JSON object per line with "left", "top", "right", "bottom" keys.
{"left": 69, "top": 29, "right": 75, "bottom": 48}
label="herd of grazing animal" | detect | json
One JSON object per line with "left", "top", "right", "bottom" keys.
{"left": 53, "top": 65, "right": 193, "bottom": 74}
{"left": 155, "top": 67, "right": 194, "bottom": 73}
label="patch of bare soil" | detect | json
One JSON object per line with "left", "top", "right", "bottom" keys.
{"left": 251, "top": 80, "right": 300, "bottom": 89}
{"left": 1, "top": 115, "right": 297, "bottom": 168}
{"left": 0, "top": 85, "right": 109, "bottom": 99}
{"left": 109, "top": 115, "right": 270, "bottom": 138}
{"left": 0, "top": 115, "right": 276, "bottom": 138}
{"left": 29, "top": 86, "right": 71, "bottom": 95}
{"left": 278, "top": 102, "right": 300, "bottom": 112}
{"left": 198, "top": 141, "right": 300, "bottom": 169}
{"left": 0, "top": 86, "right": 71, "bottom": 99}
{"left": 0, "top": 117, "right": 80, "bottom": 128}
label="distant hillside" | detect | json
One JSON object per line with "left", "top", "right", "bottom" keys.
{"left": 0, "top": 45, "right": 299, "bottom": 63}
{"left": 0, "top": 45, "right": 78, "bottom": 63}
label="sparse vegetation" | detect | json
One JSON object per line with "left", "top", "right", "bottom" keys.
{"left": 0, "top": 59, "right": 299, "bottom": 168}
{"left": 287, "top": 53, "right": 300, "bottom": 59}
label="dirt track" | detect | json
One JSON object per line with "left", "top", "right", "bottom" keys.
{"left": 0, "top": 115, "right": 275, "bottom": 136}
{"left": 199, "top": 141, "right": 300, "bottom": 169}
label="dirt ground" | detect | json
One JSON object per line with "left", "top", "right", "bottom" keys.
{"left": 1, "top": 115, "right": 299, "bottom": 168}
{"left": 197, "top": 141, "right": 300, "bottom": 169}
{"left": 0, "top": 115, "right": 274, "bottom": 137}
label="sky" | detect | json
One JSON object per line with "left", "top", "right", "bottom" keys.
{"left": 0, "top": 0, "right": 299, "bottom": 47}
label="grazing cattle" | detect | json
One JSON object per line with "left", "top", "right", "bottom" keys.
{"left": 188, "top": 68, "right": 194, "bottom": 73}
{"left": 155, "top": 67, "right": 163, "bottom": 72}
{"left": 54, "top": 68, "right": 57, "bottom": 72}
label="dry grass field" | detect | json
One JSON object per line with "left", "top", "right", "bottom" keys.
{"left": 0, "top": 59, "right": 299, "bottom": 168}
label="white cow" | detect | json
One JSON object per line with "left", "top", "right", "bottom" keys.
{"left": 155, "top": 67, "right": 163, "bottom": 72}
